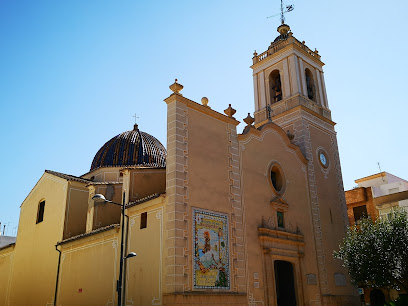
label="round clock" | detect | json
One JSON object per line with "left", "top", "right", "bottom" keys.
{"left": 319, "top": 152, "right": 328, "bottom": 168}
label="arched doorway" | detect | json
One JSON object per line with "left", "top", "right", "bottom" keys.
{"left": 370, "top": 289, "right": 385, "bottom": 306}
{"left": 274, "top": 260, "right": 296, "bottom": 306}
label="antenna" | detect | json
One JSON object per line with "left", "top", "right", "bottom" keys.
{"left": 378, "top": 162, "right": 385, "bottom": 182}
{"left": 267, "top": 0, "right": 294, "bottom": 23}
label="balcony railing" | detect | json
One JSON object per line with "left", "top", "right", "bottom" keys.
{"left": 253, "top": 35, "right": 321, "bottom": 64}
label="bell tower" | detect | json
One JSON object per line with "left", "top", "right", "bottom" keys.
{"left": 252, "top": 23, "right": 330, "bottom": 130}
{"left": 251, "top": 23, "right": 352, "bottom": 300}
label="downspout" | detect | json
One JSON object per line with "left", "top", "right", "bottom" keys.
{"left": 122, "top": 214, "right": 130, "bottom": 304}
{"left": 54, "top": 244, "right": 62, "bottom": 306}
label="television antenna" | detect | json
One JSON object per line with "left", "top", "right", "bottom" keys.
{"left": 267, "top": 0, "right": 294, "bottom": 24}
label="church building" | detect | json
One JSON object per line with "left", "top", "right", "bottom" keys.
{"left": 0, "top": 22, "right": 358, "bottom": 305}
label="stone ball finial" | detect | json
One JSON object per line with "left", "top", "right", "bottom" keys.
{"left": 169, "top": 79, "right": 183, "bottom": 95}
{"left": 224, "top": 104, "right": 236, "bottom": 118}
{"left": 201, "top": 97, "right": 209, "bottom": 107}
{"left": 243, "top": 113, "right": 255, "bottom": 126}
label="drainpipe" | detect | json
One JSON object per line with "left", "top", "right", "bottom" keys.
{"left": 54, "top": 244, "right": 62, "bottom": 306}
{"left": 122, "top": 214, "right": 130, "bottom": 304}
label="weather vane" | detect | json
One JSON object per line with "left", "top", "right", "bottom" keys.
{"left": 267, "top": 0, "right": 294, "bottom": 24}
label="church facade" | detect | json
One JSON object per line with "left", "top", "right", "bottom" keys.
{"left": 0, "top": 23, "right": 359, "bottom": 305}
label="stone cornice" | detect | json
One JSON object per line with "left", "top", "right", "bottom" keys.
{"left": 258, "top": 227, "right": 304, "bottom": 246}
{"left": 251, "top": 41, "right": 324, "bottom": 72}
{"left": 272, "top": 104, "right": 336, "bottom": 127}
{"left": 164, "top": 93, "right": 240, "bottom": 126}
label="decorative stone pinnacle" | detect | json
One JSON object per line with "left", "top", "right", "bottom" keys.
{"left": 253, "top": 50, "right": 258, "bottom": 57}
{"left": 243, "top": 113, "right": 255, "bottom": 126}
{"left": 201, "top": 97, "right": 209, "bottom": 107}
{"left": 224, "top": 104, "right": 236, "bottom": 118}
{"left": 169, "top": 79, "right": 183, "bottom": 95}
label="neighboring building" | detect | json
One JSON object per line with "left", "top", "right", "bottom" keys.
{"left": 0, "top": 235, "right": 16, "bottom": 249}
{"left": 0, "top": 23, "right": 358, "bottom": 305}
{"left": 346, "top": 172, "right": 408, "bottom": 225}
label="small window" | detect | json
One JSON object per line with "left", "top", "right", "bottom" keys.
{"left": 140, "top": 212, "right": 147, "bottom": 229}
{"left": 277, "top": 211, "right": 284, "bottom": 228}
{"left": 271, "top": 166, "right": 283, "bottom": 191}
{"left": 37, "top": 201, "right": 45, "bottom": 224}
{"left": 353, "top": 205, "right": 368, "bottom": 223}
{"left": 268, "top": 162, "right": 286, "bottom": 196}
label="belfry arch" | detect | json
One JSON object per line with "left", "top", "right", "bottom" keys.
{"left": 269, "top": 70, "right": 282, "bottom": 104}
{"left": 305, "top": 68, "right": 316, "bottom": 102}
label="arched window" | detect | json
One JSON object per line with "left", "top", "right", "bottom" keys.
{"left": 269, "top": 70, "right": 282, "bottom": 104}
{"left": 305, "top": 68, "right": 316, "bottom": 102}
{"left": 36, "top": 200, "right": 45, "bottom": 224}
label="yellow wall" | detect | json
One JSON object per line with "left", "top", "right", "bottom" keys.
{"left": 129, "top": 168, "right": 165, "bottom": 201}
{"left": 63, "top": 182, "right": 89, "bottom": 239}
{"left": 57, "top": 195, "right": 165, "bottom": 305}
{"left": 7, "top": 173, "right": 69, "bottom": 305}
{"left": 0, "top": 245, "right": 14, "bottom": 305}
{"left": 58, "top": 228, "right": 120, "bottom": 305}
{"left": 92, "top": 184, "right": 122, "bottom": 230}
{"left": 125, "top": 197, "right": 164, "bottom": 305}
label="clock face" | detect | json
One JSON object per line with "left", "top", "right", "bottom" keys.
{"left": 319, "top": 153, "right": 327, "bottom": 167}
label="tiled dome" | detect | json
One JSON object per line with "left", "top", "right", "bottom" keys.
{"left": 90, "top": 124, "right": 166, "bottom": 171}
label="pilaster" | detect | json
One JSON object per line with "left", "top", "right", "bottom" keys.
{"left": 164, "top": 97, "right": 189, "bottom": 293}
{"left": 288, "top": 54, "right": 301, "bottom": 95}
{"left": 228, "top": 123, "right": 246, "bottom": 293}
{"left": 315, "top": 67, "right": 324, "bottom": 107}
{"left": 259, "top": 71, "right": 266, "bottom": 110}
{"left": 86, "top": 185, "right": 96, "bottom": 233}
{"left": 282, "top": 58, "right": 291, "bottom": 99}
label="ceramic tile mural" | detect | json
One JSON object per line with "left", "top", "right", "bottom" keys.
{"left": 193, "top": 209, "right": 230, "bottom": 289}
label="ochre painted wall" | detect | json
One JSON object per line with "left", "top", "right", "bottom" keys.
{"left": 7, "top": 173, "right": 68, "bottom": 305}
{"left": 57, "top": 195, "right": 165, "bottom": 305}
{"left": 125, "top": 197, "right": 164, "bottom": 305}
{"left": 129, "top": 168, "right": 165, "bottom": 201}
{"left": 58, "top": 228, "right": 120, "bottom": 305}
{"left": 63, "top": 182, "right": 89, "bottom": 239}
{"left": 0, "top": 245, "right": 14, "bottom": 305}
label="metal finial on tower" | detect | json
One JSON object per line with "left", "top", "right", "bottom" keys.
{"left": 280, "top": 0, "right": 284, "bottom": 24}
{"left": 268, "top": 0, "right": 294, "bottom": 24}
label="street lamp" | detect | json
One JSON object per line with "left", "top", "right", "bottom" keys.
{"left": 92, "top": 193, "right": 136, "bottom": 306}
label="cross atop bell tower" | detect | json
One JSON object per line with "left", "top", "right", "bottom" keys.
{"left": 251, "top": 23, "right": 331, "bottom": 128}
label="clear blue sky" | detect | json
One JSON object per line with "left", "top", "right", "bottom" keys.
{"left": 1, "top": 0, "right": 407, "bottom": 235}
